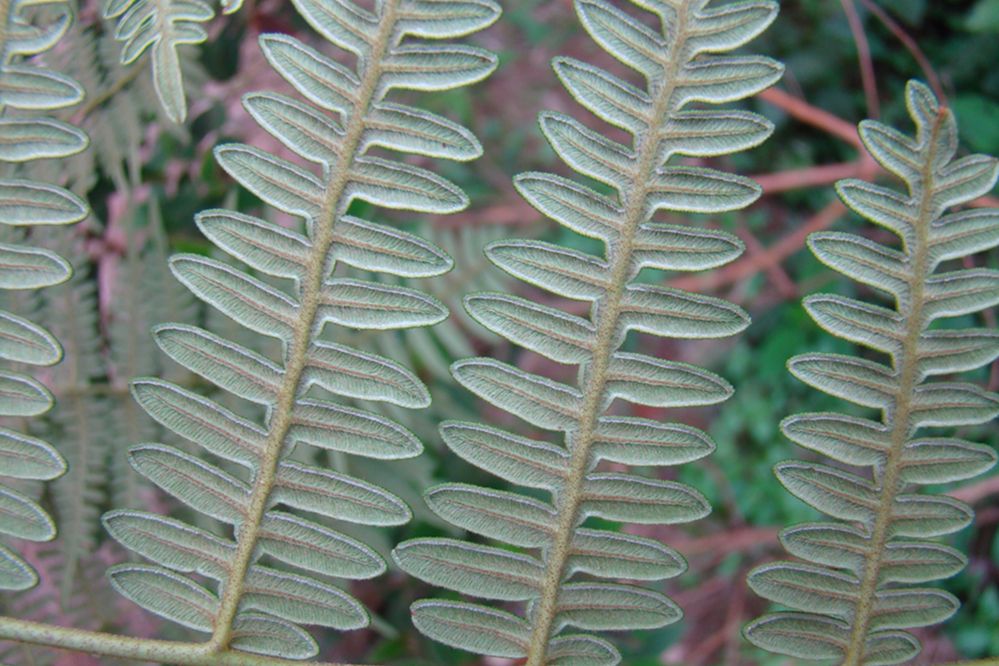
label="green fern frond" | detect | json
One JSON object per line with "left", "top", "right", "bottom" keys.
{"left": 108, "top": 200, "right": 196, "bottom": 512}
{"left": 0, "top": 0, "right": 88, "bottom": 593}
{"left": 745, "top": 81, "right": 999, "bottom": 665}
{"left": 102, "top": 0, "right": 499, "bottom": 659}
{"left": 103, "top": 0, "right": 232, "bottom": 123}
{"left": 33, "top": 230, "right": 109, "bottom": 603}
{"left": 394, "top": 1, "right": 782, "bottom": 664}
{"left": 109, "top": 229, "right": 160, "bottom": 514}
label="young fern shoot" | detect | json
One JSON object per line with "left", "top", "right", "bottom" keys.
{"left": 0, "top": 0, "right": 88, "bottom": 592}
{"left": 394, "top": 1, "right": 782, "bottom": 663}
{"left": 746, "top": 81, "right": 999, "bottom": 665}
{"left": 67, "top": 0, "right": 496, "bottom": 663}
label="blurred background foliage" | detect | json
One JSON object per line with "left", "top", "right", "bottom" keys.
{"left": 0, "top": 0, "right": 997, "bottom": 664}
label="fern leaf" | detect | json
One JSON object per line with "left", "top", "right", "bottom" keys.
{"left": 103, "top": 0, "right": 218, "bottom": 123}
{"left": 108, "top": 218, "right": 160, "bottom": 513}
{"left": 745, "top": 81, "right": 999, "bottom": 665}
{"left": 0, "top": 0, "right": 87, "bottom": 592}
{"left": 103, "top": 0, "right": 499, "bottom": 658}
{"left": 394, "top": 1, "right": 781, "bottom": 663}
{"left": 34, "top": 231, "right": 109, "bottom": 603}
{"left": 108, "top": 200, "right": 196, "bottom": 512}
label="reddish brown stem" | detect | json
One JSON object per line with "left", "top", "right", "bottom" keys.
{"left": 859, "top": 0, "right": 947, "bottom": 104}
{"left": 758, "top": 88, "right": 862, "bottom": 146}
{"left": 753, "top": 161, "right": 868, "bottom": 194}
{"left": 840, "top": 0, "right": 880, "bottom": 118}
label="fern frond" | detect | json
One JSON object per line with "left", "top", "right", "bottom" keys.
{"left": 103, "top": 0, "right": 228, "bottom": 123}
{"left": 0, "top": 0, "right": 88, "bottom": 592}
{"left": 103, "top": 0, "right": 499, "bottom": 659}
{"left": 33, "top": 230, "right": 109, "bottom": 603}
{"left": 108, "top": 201, "right": 193, "bottom": 512}
{"left": 745, "top": 81, "right": 999, "bottom": 665}
{"left": 394, "top": 1, "right": 782, "bottom": 663}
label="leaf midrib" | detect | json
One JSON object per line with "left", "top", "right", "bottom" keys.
{"left": 523, "top": 5, "right": 694, "bottom": 664}
{"left": 841, "top": 107, "right": 947, "bottom": 665}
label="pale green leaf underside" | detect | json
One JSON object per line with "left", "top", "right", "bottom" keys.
{"left": 104, "top": 0, "right": 499, "bottom": 657}
{"left": 747, "top": 81, "right": 999, "bottom": 665}
{"left": 103, "top": 0, "right": 217, "bottom": 122}
{"left": 396, "top": 1, "right": 780, "bottom": 663}
{"left": 0, "top": 0, "right": 86, "bottom": 591}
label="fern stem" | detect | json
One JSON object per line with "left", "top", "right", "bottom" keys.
{"left": 0, "top": 617, "right": 358, "bottom": 666}
{"left": 842, "top": 107, "right": 946, "bottom": 666}
{"left": 73, "top": 57, "right": 147, "bottom": 122}
{"left": 524, "top": 5, "right": 692, "bottom": 663}
{"left": 206, "top": 0, "right": 400, "bottom": 650}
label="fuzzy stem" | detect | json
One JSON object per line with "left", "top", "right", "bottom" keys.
{"left": 207, "top": 0, "right": 399, "bottom": 650}
{"left": 0, "top": 617, "right": 356, "bottom": 666}
{"left": 841, "top": 107, "right": 946, "bottom": 666}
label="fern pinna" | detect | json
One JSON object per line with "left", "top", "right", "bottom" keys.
{"left": 394, "top": 1, "right": 782, "bottom": 663}
{"left": 745, "top": 81, "right": 999, "bottom": 665}
{"left": 0, "top": 0, "right": 88, "bottom": 592}
{"left": 94, "top": 0, "right": 499, "bottom": 662}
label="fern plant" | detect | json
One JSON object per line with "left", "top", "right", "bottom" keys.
{"left": 745, "top": 81, "right": 999, "bottom": 665}
{"left": 0, "top": 0, "right": 498, "bottom": 663}
{"left": 0, "top": 0, "right": 88, "bottom": 592}
{"left": 104, "top": 0, "right": 240, "bottom": 122}
{"left": 33, "top": 228, "right": 106, "bottom": 604}
{"left": 394, "top": 0, "right": 783, "bottom": 663}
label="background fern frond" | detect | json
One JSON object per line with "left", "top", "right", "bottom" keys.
{"left": 108, "top": 200, "right": 198, "bottom": 512}
{"left": 0, "top": 542, "right": 119, "bottom": 666}
{"left": 394, "top": 1, "right": 782, "bottom": 664}
{"left": 33, "top": 229, "right": 108, "bottom": 603}
{"left": 0, "top": 0, "right": 88, "bottom": 593}
{"left": 103, "top": 0, "right": 499, "bottom": 659}
{"left": 745, "top": 80, "right": 999, "bottom": 665}
{"left": 103, "top": 0, "right": 230, "bottom": 123}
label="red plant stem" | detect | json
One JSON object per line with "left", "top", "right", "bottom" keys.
{"left": 840, "top": 0, "right": 880, "bottom": 118}
{"left": 753, "top": 161, "right": 869, "bottom": 194}
{"left": 859, "top": 0, "right": 947, "bottom": 104}
{"left": 758, "top": 88, "right": 862, "bottom": 146}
